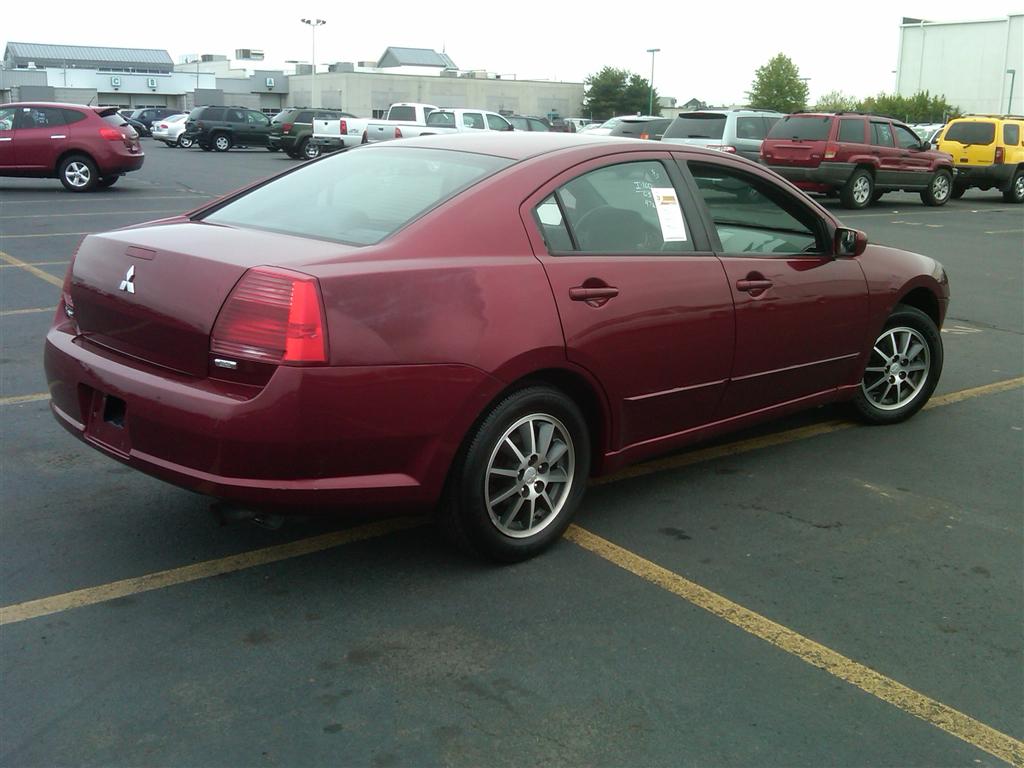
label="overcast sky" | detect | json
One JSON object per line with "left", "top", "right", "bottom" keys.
{"left": 4, "top": 2, "right": 1022, "bottom": 107}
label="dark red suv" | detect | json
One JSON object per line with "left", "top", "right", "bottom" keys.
{"left": 0, "top": 103, "right": 144, "bottom": 192}
{"left": 760, "top": 112, "right": 954, "bottom": 209}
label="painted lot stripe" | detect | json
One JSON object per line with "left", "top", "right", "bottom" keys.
{"left": 0, "top": 307, "right": 52, "bottom": 317}
{"left": 0, "top": 209, "right": 184, "bottom": 220}
{"left": 984, "top": 228, "right": 1024, "bottom": 235}
{"left": 0, "top": 250, "right": 63, "bottom": 287}
{"left": 843, "top": 207, "right": 1014, "bottom": 219}
{"left": 0, "top": 260, "right": 69, "bottom": 269}
{"left": 0, "top": 232, "right": 91, "bottom": 239}
{"left": 0, "top": 517, "right": 423, "bottom": 626}
{"left": 0, "top": 195, "right": 209, "bottom": 206}
{"left": 564, "top": 525, "right": 1024, "bottom": 767}
{"left": 0, "top": 393, "right": 51, "bottom": 406}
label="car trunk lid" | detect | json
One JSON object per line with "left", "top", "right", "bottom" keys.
{"left": 68, "top": 221, "right": 353, "bottom": 377}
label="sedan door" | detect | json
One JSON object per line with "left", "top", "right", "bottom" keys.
{"left": 680, "top": 157, "right": 869, "bottom": 418}
{"left": 520, "top": 153, "right": 735, "bottom": 450}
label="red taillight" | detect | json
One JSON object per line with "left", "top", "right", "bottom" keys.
{"left": 340, "top": 119, "right": 348, "bottom": 134}
{"left": 211, "top": 267, "right": 327, "bottom": 364}
{"left": 394, "top": 126, "right": 403, "bottom": 139}
{"left": 99, "top": 127, "right": 123, "bottom": 141}
{"left": 282, "top": 122, "right": 293, "bottom": 134}
{"left": 824, "top": 142, "right": 839, "bottom": 160}
{"left": 158, "top": 123, "right": 168, "bottom": 129}
{"left": 994, "top": 146, "right": 1004, "bottom": 164}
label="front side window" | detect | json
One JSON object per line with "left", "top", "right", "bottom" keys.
{"left": 735, "top": 117, "right": 766, "bottom": 140}
{"left": 508, "top": 116, "right": 529, "bottom": 131}
{"left": 528, "top": 118, "right": 551, "bottom": 132}
{"left": 426, "top": 112, "right": 456, "bottom": 128}
{"left": 486, "top": 114, "right": 511, "bottom": 131}
{"left": 837, "top": 119, "right": 864, "bottom": 143}
{"left": 871, "top": 122, "right": 894, "bottom": 147}
{"left": 688, "top": 162, "right": 821, "bottom": 255}
{"left": 14, "top": 107, "right": 65, "bottom": 129}
{"left": 895, "top": 125, "right": 921, "bottom": 149}
{"left": 1004, "top": 123, "right": 1021, "bottom": 146}
{"left": 553, "top": 161, "right": 692, "bottom": 254}
{"left": 247, "top": 111, "right": 270, "bottom": 126}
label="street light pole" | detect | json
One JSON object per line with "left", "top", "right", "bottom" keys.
{"left": 301, "top": 18, "right": 326, "bottom": 108}
{"left": 646, "top": 48, "right": 660, "bottom": 115}
{"left": 1008, "top": 69, "right": 1017, "bottom": 114}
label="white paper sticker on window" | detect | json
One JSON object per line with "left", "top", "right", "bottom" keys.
{"left": 651, "top": 188, "right": 687, "bottom": 242}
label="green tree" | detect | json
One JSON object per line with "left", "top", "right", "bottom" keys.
{"left": 747, "top": 54, "right": 809, "bottom": 113}
{"left": 814, "top": 90, "right": 859, "bottom": 112}
{"left": 583, "top": 67, "right": 660, "bottom": 120}
{"left": 858, "top": 91, "right": 960, "bottom": 123}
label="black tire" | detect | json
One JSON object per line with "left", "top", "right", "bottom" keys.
{"left": 871, "top": 190, "right": 885, "bottom": 203}
{"left": 920, "top": 168, "right": 953, "bottom": 206}
{"left": 266, "top": 145, "right": 279, "bottom": 152}
{"left": 300, "top": 138, "right": 321, "bottom": 160}
{"left": 212, "top": 133, "right": 232, "bottom": 152}
{"left": 57, "top": 154, "right": 98, "bottom": 192}
{"left": 199, "top": 143, "right": 212, "bottom": 152}
{"left": 840, "top": 168, "right": 874, "bottom": 209}
{"left": 97, "top": 176, "right": 119, "bottom": 188}
{"left": 1002, "top": 171, "right": 1024, "bottom": 204}
{"left": 178, "top": 134, "right": 194, "bottom": 149}
{"left": 950, "top": 184, "right": 966, "bottom": 199}
{"left": 852, "top": 305, "right": 943, "bottom": 425}
{"left": 439, "top": 385, "right": 591, "bottom": 563}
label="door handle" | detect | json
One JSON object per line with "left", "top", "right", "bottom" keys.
{"left": 569, "top": 286, "right": 619, "bottom": 302}
{"left": 50, "top": 134, "right": 67, "bottom": 139}
{"left": 736, "top": 279, "right": 773, "bottom": 292}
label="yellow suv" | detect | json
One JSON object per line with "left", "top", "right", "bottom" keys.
{"left": 937, "top": 115, "right": 1024, "bottom": 203}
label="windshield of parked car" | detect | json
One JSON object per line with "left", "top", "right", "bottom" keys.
{"left": 767, "top": 116, "right": 832, "bottom": 141}
{"left": 943, "top": 121, "right": 995, "bottom": 145}
{"left": 201, "top": 147, "right": 512, "bottom": 246}
{"left": 663, "top": 114, "right": 727, "bottom": 140}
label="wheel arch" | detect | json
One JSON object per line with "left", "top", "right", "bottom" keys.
{"left": 53, "top": 148, "right": 97, "bottom": 175}
{"left": 897, "top": 287, "right": 941, "bottom": 328}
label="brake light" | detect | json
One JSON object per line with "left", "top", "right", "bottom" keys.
{"left": 99, "top": 127, "right": 123, "bottom": 141}
{"left": 282, "top": 122, "right": 293, "bottom": 134}
{"left": 158, "top": 123, "right": 168, "bottom": 129}
{"left": 211, "top": 267, "right": 327, "bottom": 364}
{"left": 340, "top": 119, "right": 348, "bottom": 134}
{"left": 394, "top": 126, "right": 403, "bottom": 139}
{"left": 824, "top": 142, "right": 839, "bottom": 160}
{"left": 994, "top": 146, "right": 1004, "bottom": 164}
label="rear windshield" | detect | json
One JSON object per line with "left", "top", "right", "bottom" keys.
{"left": 201, "top": 147, "right": 512, "bottom": 246}
{"left": 663, "top": 114, "right": 727, "bottom": 140}
{"left": 767, "top": 116, "right": 832, "bottom": 141}
{"left": 388, "top": 106, "right": 424, "bottom": 121}
{"left": 944, "top": 121, "right": 996, "bottom": 145}
{"left": 271, "top": 111, "right": 297, "bottom": 124}
{"left": 426, "top": 112, "right": 457, "bottom": 127}
{"left": 102, "top": 114, "right": 128, "bottom": 128}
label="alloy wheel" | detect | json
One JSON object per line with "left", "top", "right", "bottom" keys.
{"left": 64, "top": 162, "right": 91, "bottom": 188}
{"left": 861, "top": 326, "right": 931, "bottom": 411}
{"left": 853, "top": 176, "right": 871, "bottom": 205}
{"left": 931, "top": 173, "right": 950, "bottom": 202}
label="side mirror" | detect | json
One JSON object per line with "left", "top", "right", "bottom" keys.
{"left": 835, "top": 227, "right": 867, "bottom": 257}
{"left": 919, "top": 141, "right": 931, "bottom": 151}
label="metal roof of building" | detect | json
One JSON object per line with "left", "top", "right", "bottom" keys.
{"left": 4, "top": 42, "right": 175, "bottom": 70}
{"left": 376, "top": 47, "right": 457, "bottom": 69}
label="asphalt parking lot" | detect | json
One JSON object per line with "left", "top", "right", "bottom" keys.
{"left": 1, "top": 140, "right": 1022, "bottom": 767}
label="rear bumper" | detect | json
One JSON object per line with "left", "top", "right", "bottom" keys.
{"left": 44, "top": 324, "right": 493, "bottom": 509}
{"left": 952, "top": 164, "right": 1015, "bottom": 190}
{"left": 268, "top": 135, "right": 299, "bottom": 151}
{"left": 100, "top": 151, "right": 145, "bottom": 175}
{"left": 765, "top": 162, "right": 855, "bottom": 190}
{"left": 310, "top": 135, "right": 358, "bottom": 152}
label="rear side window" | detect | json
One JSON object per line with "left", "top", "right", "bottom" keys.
{"left": 533, "top": 195, "right": 574, "bottom": 251}
{"left": 871, "top": 122, "right": 894, "bottom": 147}
{"left": 767, "top": 116, "right": 831, "bottom": 141}
{"left": 509, "top": 116, "right": 528, "bottom": 130}
{"left": 664, "top": 114, "right": 727, "bottom": 140}
{"left": 944, "top": 121, "right": 995, "bottom": 145}
{"left": 486, "top": 114, "right": 511, "bottom": 131}
{"left": 388, "top": 106, "right": 416, "bottom": 121}
{"left": 1004, "top": 124, "right": 1021, "bottom": 145}
{"left": 14, "top": 107, "right": 65, "bottom": 129}
{"left": 226, "top": 109, "right": 246, "bottom": 123}
{"left": 462, "top": 113, "right": 485, "bottom": 130}
{"left": 735, "top": 117, "right": 767, "bottom": 140}
{"left": 295, "top": 111, "right": 314, "bottom": 123}
{"left": 202, "top": 147, "right": 511, "bottom": 246}
{"left": 0, "top": 108, "right": 15, "bottom": 131}
{"left": 271, "top": 111, "right": 296, "bottom": 124}
{"left": 62, "top": 109, "right": 88, "bottom": 125}
{"left": 202, "top": 107, "right": 226, "bottom": 121}
{"left": 837, "top": 119, "right": 864, "bottom": 143}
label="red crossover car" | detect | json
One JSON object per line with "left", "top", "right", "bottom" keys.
{"left": 45, "top": 134, "right": 949, "bottom": 561}
{"left": 760, "top": 112, "right": 954, "bottom": 209}
{"left": 0, "top": 102, "right": 144, "bottom": 191}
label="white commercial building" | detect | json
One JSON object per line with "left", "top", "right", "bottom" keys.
{"left": 896, "top": 15, "right": 1023, "bottom": 114}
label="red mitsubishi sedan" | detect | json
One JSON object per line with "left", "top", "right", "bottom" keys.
{"left": 45, "top": 133, "right": 949, "bottom": 561}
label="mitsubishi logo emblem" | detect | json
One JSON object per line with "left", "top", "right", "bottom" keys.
{"left": 119, "top": 265, "right": 135, "bottom": 294}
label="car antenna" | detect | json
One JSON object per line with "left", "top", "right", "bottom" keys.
{"left": 87, "top": 94, "right": 95, "bottom": 106}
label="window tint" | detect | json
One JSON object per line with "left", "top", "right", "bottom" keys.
{"left": 62, "top": 109, "right": 88, "bottom": 125}
{"left": 664, "top": 113, "right": 727, "bottom": 140}
{"left": 271, "top": 110, "right": 296, "bottom": 124}
{"left": 486, "top": 113, "right": 511, "bottom": 131}
{"left": 203, "top": 107, "right": 226, "bottom": 121}
{"left": 837, "top": 119, "right": 864, "bottom": 143}
{"left": 944, "top": 121, "right": 995, "bottom": 145}
{"left": 388, "top": 106, "right": 416, "bottom": 121}
{"left": 871, "top": 122, "right": 894, "bottom": 147}
{"left": 766, "top": 116, "right": 831, "bottom": 140}
{"left": 225, "top": 109, "right": 245, "bottom": 123}
{"left": 0, "top": 108, "right": 15, "bottom": 131}
{"left": 894, "top": 125, "right": 921, "bottom": 149}
{"left": 735, "top": 117, "right": 766, "bottom": 140}
{"left": 1004, "top": 123, "right": 1020, "bottom": 145}
{"left": 247, "top": 111, "right": 269, "bottom": 126}
{"left": 462, "top": 113, "right": 485, "bottom": 130}
{"left": 528, "top": 118, "right": 550, "bottom": 132}
{"left": 203, "top": 147, "right": 511, "bottom": 246}
{"left": 15, "top": 107, "right": 65, "bottom": 129}
{"left": 295, "top": 111, "right": 314, "bottom": 123}
{"left": 508, "top": 116, "right": 529, "bottom": 130}
{"left": 102, "top": 114, "right": 128, "bottom": 128}
{"left": 426, "top": 111, "right": 456, "bottom": 127}
{"left": 556, "top": 161, "right": 692, "bottom": 253}
{"left": 688, "top": 162, "right": 820, "bottom": 255}
{"left": 533, "top": 195, "right": 574, "bottom": 251}
{"left": 316, "top": 111, "right": 341, "bottom": 121}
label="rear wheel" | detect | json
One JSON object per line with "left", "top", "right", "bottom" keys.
{"left": 840, "top": 168, "right": 874, "bottom": 209}
{"left": 58, "top": 155, "right": 98, "bottom": 192}
{"left": 300, "top": 138, "right": 321, "bottom": 160}
{"left": 920, "top": 169, "right": 952, "bottom": 206}
{"left": 852, "top": 305, "right": 942, "bottom": 424}
{"left": 266, "top": 145, "right": 279, "bottom": 152}
{"left": 439, "top": 386, "right": 590, "bottom": 563}
{"left": 212, "top": 133, "right": 232, "bottom": 152}
{"left": 1002, "top": 171, "right": 1024, "bottom": 204}
{"left": 178, "top": 134, "right": 194, "bottom": 148}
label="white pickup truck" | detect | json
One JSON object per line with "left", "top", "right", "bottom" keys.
{"left": 310, "top": 114, "right": 372, "bottom": 154}
{"left": 361, "top": 103, "right": 440, "bottom": 145}
{"left": 386, "top": 109, "right": 514, "bottom": 141}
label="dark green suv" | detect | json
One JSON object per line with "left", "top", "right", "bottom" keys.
{"left": 183, "top": 106, "right": 276, "bottom": 152}
{"left": 269, "top": 108, "right": 354, "bottom": 159}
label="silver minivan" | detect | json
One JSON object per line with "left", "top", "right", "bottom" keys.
{"left": 662, "top": 109, "right": 783, "bottom": 162}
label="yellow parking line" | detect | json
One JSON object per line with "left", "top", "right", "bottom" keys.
{"left": 0, "top": 260, "right": 69, "bottom": 269}
{"left": 0, "top": 307, "right": 52, "bottom": 317}
{"left": 0, "top": 209, "right": 182, "bottom": 220}
{"left": 564, "top": 526, "right": 1024, "bottom": 767}
{"left": 0, "top": 393, "right": 51, "bottom": 406}
{"left": 0, "top": 195, "right": 207, "bottom": 206}
{"left": 0, "top": 517, "right": 424, "bottom": 626}
{"left": 0, "top": 232, "right": 91, "bottom": 239}
{"left": 0, "top": 250, "right": 64, "bottom": 287}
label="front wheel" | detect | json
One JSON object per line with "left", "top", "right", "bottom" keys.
{"left": 1002, "top": 171, "right": 1024, "bottom": 204}
{"left": 439, "top": 386, "right": 590, "bottom": 563}
{"left": 301, "top": 138, "right": 321, "bottom": 160}
{"left": 852, "top": 305, "right": 943, "bottom": 424}
{"left": 840, "top": 168, "right": 874, "bottom": 209}
{"left": 920, "top": 169, "right": 952, "bottom": 206}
